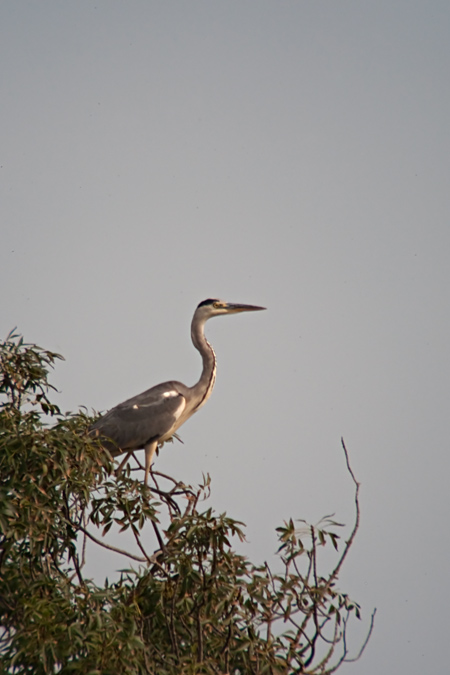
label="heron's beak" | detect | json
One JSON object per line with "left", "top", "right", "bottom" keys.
{"left": 226, "top": 303, "right": 266, "bottom": 313}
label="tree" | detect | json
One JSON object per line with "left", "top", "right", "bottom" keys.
{"left": 0, "top": 331, "right": 375, "bottom": 674}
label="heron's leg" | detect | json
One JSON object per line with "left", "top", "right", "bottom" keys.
{"left": 144, "top": 440, "right": 158, "bottom": 486}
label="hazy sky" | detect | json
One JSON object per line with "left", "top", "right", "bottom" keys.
{"left": 2, "top": 2, "right": 450, "bottom": 673}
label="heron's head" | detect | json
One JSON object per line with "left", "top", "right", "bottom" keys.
{"left": 195, "top": 298, "right": 266, "bottom": 321}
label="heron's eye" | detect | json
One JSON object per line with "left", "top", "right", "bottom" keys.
{"left": 213, "top": 302, "right": 221, "bottom": 308}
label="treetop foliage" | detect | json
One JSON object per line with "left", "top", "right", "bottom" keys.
{"left": 0, "top": 331, "right": 374, "bottom": 674}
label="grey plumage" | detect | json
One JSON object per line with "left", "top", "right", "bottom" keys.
{"left": 91, "top": 299, "right": 265, "bottom": 483}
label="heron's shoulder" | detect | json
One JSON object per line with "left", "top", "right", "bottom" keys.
{"left": 117, "top": 380, "right": 189, "bottom": 409}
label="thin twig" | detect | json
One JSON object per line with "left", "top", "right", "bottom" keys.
{"left": 80, "top": 513, "right": 87, "bottom": 569}
{"left": 77, "top": 524, "right": 147, "bottom": 562}
{"left": 130, "top": 523, "right": 153, "bottom": 564}
{"left": 343, "top": 608, "right": 377, "bottom": 663}
{"left": 152, "top": 469, "right": 185, "bottom": 485}
{"left": 197, "top": 606, "right": 204, "bottom": 663}
{"left": 115, "top": 450, "right": 135, "bottom": 476}
{"left": 327, "top": 438, "right": 361, "bottom": 585}
{"left": 311, "top": 615, "right": 340, "bottom": 672}
{"left": 151, "top": 519, "right": 166, "bottom": 553}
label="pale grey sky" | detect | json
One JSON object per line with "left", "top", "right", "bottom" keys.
{"left": 1, "top": 2, "right": 450, "bottom": 673}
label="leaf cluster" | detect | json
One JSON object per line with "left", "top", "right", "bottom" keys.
{"left": 0, "top": 332, "right": 374, "bottom": 674}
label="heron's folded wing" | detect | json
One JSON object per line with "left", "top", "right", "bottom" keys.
{"left": 92, "top": 384, "right": 186, "bottom": 453}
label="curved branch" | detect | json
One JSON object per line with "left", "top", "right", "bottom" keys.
{"left": 77, "top": 524, "right": 148, "bottom": 563}
{"left": 327, "top": 438, "right": 361, "bottom": 585}
{"left": 343, "top": 608, "right": 377, "bottom": 663}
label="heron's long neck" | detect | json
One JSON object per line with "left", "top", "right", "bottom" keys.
{"left": 190, "top": 317, "right": 217, "bottom": 411}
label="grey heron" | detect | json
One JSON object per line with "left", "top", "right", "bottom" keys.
{"left": 91, "top": 299, "right": 265, "bottom": 484}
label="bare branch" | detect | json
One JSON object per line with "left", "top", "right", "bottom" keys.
{"left": 343, "top": 608, "right": 377, "bottom": 663}
{"left": 327, "top": 438, "right": 361, "bottom": 586}
{"left": 77, "top": 524, "right": 148, "bottom": 563}
{"left": 130, "top": 523, "right": 153, "bottom": 564}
